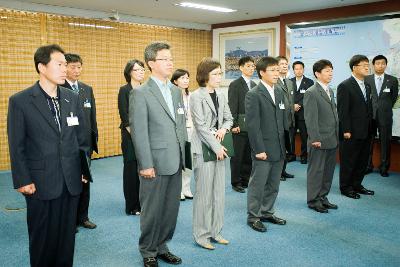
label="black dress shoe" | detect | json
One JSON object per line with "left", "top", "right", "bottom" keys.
{"left": 241, "top": 184, "right": 248, "bottom": 189}
{"left": 144, "top": 257, "right": 158, "bottom": 267}
{"left": 323, "top": 202, "right": 338, "bottom": 209}
{"left": 80, "top": 220, "right": 97, "bottom": 229}
{"left": 232, "top": 185, "right": 245, "bottom": 193}
{"left": 286, "top": 155, "right": 296, "bottom": 162}
{"left": 308, "top": 205, "right": 328, "bottom": 213}
{"left": 356, "top": 187, "right": 374, "bottom": 195}
{"left": 365, "top": 167, "right": 373, "bottom": 174}
{"left": 248, "top": 220, "right": 267, "bottom": 232}
{"left": 282, "top": 172, "right": 294, "bottom": 178}
{"left": 380, "top": 171, "right": 389, "bottom": 177}
{"left": 280, "top": 176, "right": 286, "bottom": 181}
{"left": 341, "top": 191, "right": 360, "bottom": 199}
{"left": 158, "top": 252, "right": 182, "bottom": 265}
{"left": 261, "top": 215, "right": 286, "bottom": 225}
{"left": 300, "top": 158, "right": 307, "bottom": 164}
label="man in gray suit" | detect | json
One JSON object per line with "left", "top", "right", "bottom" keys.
{"left": 303, "top": 60, "right": 339, "bottom": 213}
{"left": 245, "top": 57, "right": 287, "bottom": 233}
{"left": 276, "top": 56, "right": 295, "bottom": 180}
{"left": 129, "top": 42, "right": 187, "bottom": 267}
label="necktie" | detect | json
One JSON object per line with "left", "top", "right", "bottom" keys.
{"left": 360, "top": 81, "right": 367, "bottom": 102}
{"left": 377, "top": 76, "right": 383, "bottom": 94}
{"left": 325, "top": 88, "right": 331, "bottom": 100}
{"left": 163, "top": 83, "right": 175, "bottom": 120}
{"left": 72, "top": 84, "right": 79, "bottom": 93}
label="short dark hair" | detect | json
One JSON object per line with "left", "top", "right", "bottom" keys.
{"left": 349, "top": 54, "right": 369, "bottom": 71}
{"left": 171, "top": 69, "right": 190, "bottom": 85}
{"left": 292, "top": 61, "right": 304, "bottom": 69}
{"left": 171, "top": 69, "right": 190, "bottom": 95}
{"left": 123, "top": 59, "right": 145, "bottom": 83}
{"left": 144, "top": 42, "right": 170, "bottom": 72}
{"left": 313, "top": 59, "right": 333, "bottom": 78}
{"left": 238, "top": 56, "right": 254, "bottom": 67}
{"left": 256, "top": 57, "right": 278, "bottom": 79}
{"left": 196, "top": 57, "right": 221, "bottom": 87}
{"left": 372, "top": 55, "right": 388, "bottom": 65}
{"left": 276, "top": 56, "right": 288, "bottom": 63}
{"left": 65, "top": 53, "right": 83, "bottom": 64}
{"left": 34, "top": 44, "right": 65, "bottom": 73}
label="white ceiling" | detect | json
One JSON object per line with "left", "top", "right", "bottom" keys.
{"left": 11, "top": 0, "right": 381, "bottom": 25}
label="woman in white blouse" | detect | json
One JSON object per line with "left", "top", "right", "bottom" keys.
{"left": 171, "top": 69, "right": 194, "bottom": 201}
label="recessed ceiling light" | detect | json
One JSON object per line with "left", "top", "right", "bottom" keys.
{"left": 175, "top": 2, "right": 237, "bottom": 13}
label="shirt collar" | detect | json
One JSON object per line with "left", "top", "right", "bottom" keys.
{"left": 151, "top": 76, "right": 172, "bottom": 90}
{"left": 374, "top": 73, "right": 384, "bottom": 79}
{"left": 352, "top": 74, "right": 365, "bottom": 85}
{"left": 317, "top": 81, "right": 329, "bottom": 91}
{"left": 38, "top": 82, "right": 60, "bottom": 99}
{"left": 66, "top": 79, "right": 78, "bottom": 88}
{"left": 242, "top": 75, "right": 251, "bottom": 84}
{"left": 260, "top": 80, "right": 274, "bottom": 91}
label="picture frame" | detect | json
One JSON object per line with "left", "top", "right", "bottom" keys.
{"left": 219, "top": 28, "right": 276, "bottom": 86}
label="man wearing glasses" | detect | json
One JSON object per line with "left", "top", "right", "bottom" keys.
{"left": 337, "top": 55, "right": 374, "bottom": 199}
{"left": 129, "top": 42, "right": 187, "bottom": 267}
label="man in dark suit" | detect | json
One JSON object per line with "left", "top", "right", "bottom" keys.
{"left": 130, "top": 42, "right": 187, "bottom": 267}
{"left": 246, "top": 56, "right": 287, "bottom": 233}
{"left": 276, "top": 56, "right": 294, "bottom": 180}
{"left": 290, "top": 61, "right": 314, "bottom": 164}
{"left": 303, "top": 60, "right": 338, "bottom": 213}
{"left": 228, "top": 56, "right": 256, "bottom": 193}
{"left": 62, "top": 53, "right": 98, "bottom": 230}
{"left": 337, "top": 55, "right": 374, "bottom": 199}
{"left": 7, "top": 44, "right": 89, "bottom": 267}
{"left": 365, "top": 55, "right": 399, "bottom": 177}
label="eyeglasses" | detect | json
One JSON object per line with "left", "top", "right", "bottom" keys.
{"left": 210, "top": 72, "right": 223, "bottom": 76}
{"left": 155, "top": 58, "right": 173, "bottom": 62}
{"left": 355, "top": 63, "right": 369, "bottom": 68}
{"left": 132, "top": 68, "right": 146, "bottom": 72}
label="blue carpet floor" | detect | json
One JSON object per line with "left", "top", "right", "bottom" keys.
{"left": 1, "top": 156, "right": 400, "bottom": 267}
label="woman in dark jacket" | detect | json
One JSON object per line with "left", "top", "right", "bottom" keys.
{"left": 118, "top": 59, "right": 145, "bottom": 215}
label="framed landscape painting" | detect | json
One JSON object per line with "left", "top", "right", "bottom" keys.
{"left": 219, "top": 28, "right": 276, "bottom": 85}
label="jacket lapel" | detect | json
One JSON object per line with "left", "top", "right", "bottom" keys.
{"left": 277, "top": 79, "right": 287, "bottom": 93}
{"left": 59, "top": 87, "right": 73, "bottom": 135}
{"left": 316, "top": 83, "right": 331, "bottom": 104}
{"left": 258, "top": 83, "right": 275, "bottom": 106}
{"left": 148, "top": 79, "right": 175, "bottom": 122}
{"left": 200, "top": 87, "right": 217, "bottom": 115}
{"left": 350, "top": 77, "right": 367, "bottom": 104}
{"left": 240, "top": 77, "right": 250, "bottom": 92}
{"left": 30, "top": 83, "right": 60, "bottom": 134}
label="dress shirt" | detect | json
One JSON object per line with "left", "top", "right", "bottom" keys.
{"left": 261, "top": 80, "right": 275, "bottom": 104}
{"left": 151, "top": 76, "right": 175, "bottom": 120}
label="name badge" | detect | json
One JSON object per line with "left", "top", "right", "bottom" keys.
{"left": 279, "top": 101, "right": 285, "bottom": 110}
{"left": 67, "top": 112, "right": 79, "bottom": 126}
{"left": 84, "top": 99, "right": 91, "bottom": 108}
{"left": 177, "top": 107, "right": 185, "bottom": 115}
{"left": 300, "top": 90, "right": 306, "bottom": 94}
{"left": 291, "top": 91, "right": 294, "bottom": 95}
{"left": 383, "top": 88, "right": 390, "bottom": 93}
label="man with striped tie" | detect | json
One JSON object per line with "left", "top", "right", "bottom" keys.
{"left": 62, "top": 53, "right": 98, "bottom": 231}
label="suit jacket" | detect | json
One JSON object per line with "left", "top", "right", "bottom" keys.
{"left": 337, "top": 76, "right": 373, "bottom": 140}
{"left": 7, "top": 82, "right": 90, "bottom": 200}
{"left": 365, "top": 73, "right": 399, "bottom": 126}
{"left": 129, "top": 78, "right": 187, "bottom": 175}
{"left": 190, "top": 87, "right": 233, "bottom": 155}
{"left": 62, "top": 81, "right": 98, "bottom": 154}
{"left": 290, "top": 76, "right": 314, "bottom": 120}
{"left": 276, "top": 78, "right": 295, "bottom": 127}
{"left": 303, "top": 83, "right": 338, "bottom": 149}
{"left": 245, "top": 82, "right": 287, "bottom": 161}
{"left": 118, "top": 83, "right": 133, "bottom": 130}
{"left": 228, "top": 76, "right": 256, "bottom": 129}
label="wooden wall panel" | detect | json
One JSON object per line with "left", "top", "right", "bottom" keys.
{"left": 0, "top": 8, "right": 211, "bottom": 170}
